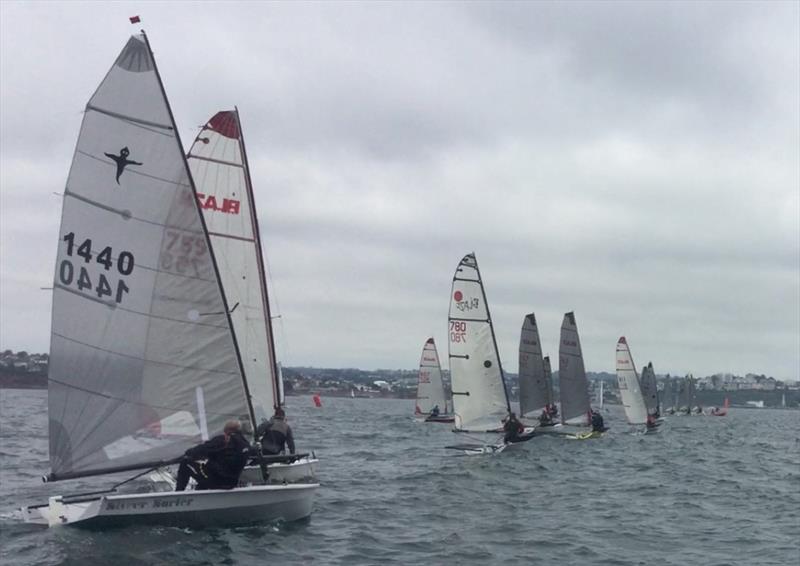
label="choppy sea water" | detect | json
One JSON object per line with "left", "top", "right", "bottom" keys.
{"left": 1, "top": 389, "right": 798, "bottom": 566}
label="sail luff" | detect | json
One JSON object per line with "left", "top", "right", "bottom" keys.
{"left": 234, "top": 107, "right": 281, "bottom": 409}
{"left": 142, "top": 33, "right": 256, "bottom": 435}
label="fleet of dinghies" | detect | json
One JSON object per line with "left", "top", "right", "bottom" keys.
{"left": 21, "top": 32, "right": 317, "bottom": 528}
{"left": 21, "top": 29, "right": 725, "bottom": 529}
{"left": 414, "top": 338, "right": 454, "bottom": 423}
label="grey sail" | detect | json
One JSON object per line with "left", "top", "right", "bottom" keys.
{"left": 640, "top": 362, "right": 659, "bottom": 416}
{"left": 543, "top": 355, "right": 554, "bottom": 407}
{"left": 48, "top": 35, "right": 250, "bottom": 480}
{"left": 558, "top": 312, "right": 590, "bottom": 425}
{"left": 679, "top": 375, "right": 695, "bottom": 412}
{"left": 662, "top": 377, "right": 672, "bottom": 411}
{"left": 518, "top": 313, "right": 548, "bottom": 417}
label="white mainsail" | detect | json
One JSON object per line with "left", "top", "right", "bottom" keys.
{"left": 47, "top": 35, "right": 251, "bottom": 480}
{"left": 415, "top": 338, "right": 447, "bottom": 415}
{"left": 615, "top": 337, "right": 648, "bottom": 424}
{"left": 187, "top": 110, "right": 279, "bottom": 423}
{"left": 558, "top": 312, "right": 590, "bottom": 425}
{"left": 448, "top": 253, "right": 510, "bottom": 431}
{"left": 518, "top": 313, "right": 549, "bottom": 417}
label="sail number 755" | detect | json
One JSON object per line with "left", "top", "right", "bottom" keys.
{"left": 450, "top": 320, "right": 467, "bottom": 343}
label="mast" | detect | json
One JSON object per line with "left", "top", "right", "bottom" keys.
{"left": 233, "top": 107, "right": 281, "bottom": 409}
{"left": 471, "top": 254, "right": 511, "bottom": 412}
{"left": 142, "top": 32, "right": 257, "bottom": 437}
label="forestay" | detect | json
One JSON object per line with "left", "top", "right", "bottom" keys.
{"left": 48, "top": 35, "right": 250, "bottom": 480}
{"left": 615, "top": 337, "right": 648, "bottom": 424}
{"left": 448, "top": 253, "right": 510, "bottom": 431}
{"left": 558, "top": 312, "right": 590, "bottom": 425}
{"left": 415, "top": 338, "right": 447, "bottom": 415}
{"left": 518, "top": 313, "right": 549, "bottom": 417}
{"left": 187, "top": 110, "right": 279, "bottom": 423}
{"left": 640, "top": 362, "right": 659, "bottom": 416}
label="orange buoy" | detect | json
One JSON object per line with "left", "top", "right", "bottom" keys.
{"left": 312, "top": 394, "right": 322, "bottom": 407}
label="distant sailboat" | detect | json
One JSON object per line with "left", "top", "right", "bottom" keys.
{"left": 445, "top": 254, "right": 534, "bottom": 454}
{"left": 414, "top": 338, "right": 454, "bottom": 423}
{"left": 598, "top": 380, "right": 605, "bottom": 409}
{"left": 710, "top": 397, "right": 729, "bottom": 416}
{"left": 616, "top": 338, "right": 659, "bottom": 430}
{"left": 518, "top": 313, "right": 554, "bottom": 421}
{"left": 640, "top": 362, "right": 660, "bottom": 419}
{"left": 558, "top": 312, "right": 591, "bottom": 426}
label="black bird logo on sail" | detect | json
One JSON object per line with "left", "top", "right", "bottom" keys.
{"left": 104, "top": 147, "right": 142, "bottom": 184}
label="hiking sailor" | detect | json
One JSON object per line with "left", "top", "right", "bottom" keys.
{"left": 175, "top": 420, "right": 251, "bottom": 491}
{"left": 502, "top": 412, "right": 524, "bottom": 444}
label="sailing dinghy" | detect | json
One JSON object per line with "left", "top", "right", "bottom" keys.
{"left": 558, "top": 313, "right": 592, "bottom": 426}
{"left": 709, "top": 398, "right": 729, "bottom": 416}
{"left": 518, "top": 313, "right": 556, "bottom": 427}
{"left": 187, "top": 109, "right": 317, "bottom": 483}
{"left": 21, "top": 33, "right": 317, "bottom": 528}
{"left": 414, "top": 338, "right": 454, "bottom": 423}
{"left": 616, "top": 338, "right": 660, "bottom": 431}
{"left": 444, "top": 254, "right": 534, "bottom": 454}
{"left": 640, "top": 361, "right": 661, "bottom": 420}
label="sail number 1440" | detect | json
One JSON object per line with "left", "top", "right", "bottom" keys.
{"left": 59, "top": 232, "right": 135, "bottom": 304}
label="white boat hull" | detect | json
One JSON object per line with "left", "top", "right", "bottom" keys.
{"left": 21, "top": 483, "right": 318, "bottom": 528}
{"left": 240, "top": 456, "right": 319, "bottom": 485}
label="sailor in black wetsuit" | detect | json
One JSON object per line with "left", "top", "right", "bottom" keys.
{"left": 175, "top": 420, "right": 251, "bottom": 491}
{"left": 256, "top": 407, "right": 296, "bottom": 455}
{"left": 590, "top": 410, "right": 606, "bottom": 433}
{"left": 503, "top": 412, "right": 524, "bottom": 444}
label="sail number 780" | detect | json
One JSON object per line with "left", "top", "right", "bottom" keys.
{"left": 450, "top": 320, "right": 467, "bottom": 343}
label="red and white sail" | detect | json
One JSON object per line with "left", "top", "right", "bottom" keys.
{"left": 415, "top": 338, "right": 447, "bottom": 415}
{"left": 616, "top": 337, "right": 648, "bottom": 424}
{"left": 187, "top": 110, "right": 279, "bottom": 424}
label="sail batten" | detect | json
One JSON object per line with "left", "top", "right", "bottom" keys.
{"left": 47, "top": 34, "right": 251, "bottom": 479}
{"left": 86, "top": 104, "right": 174, "bottom": 130}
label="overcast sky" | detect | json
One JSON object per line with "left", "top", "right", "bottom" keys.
{"left": 1, "top": 1, "right": 798, "bottom": 380}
